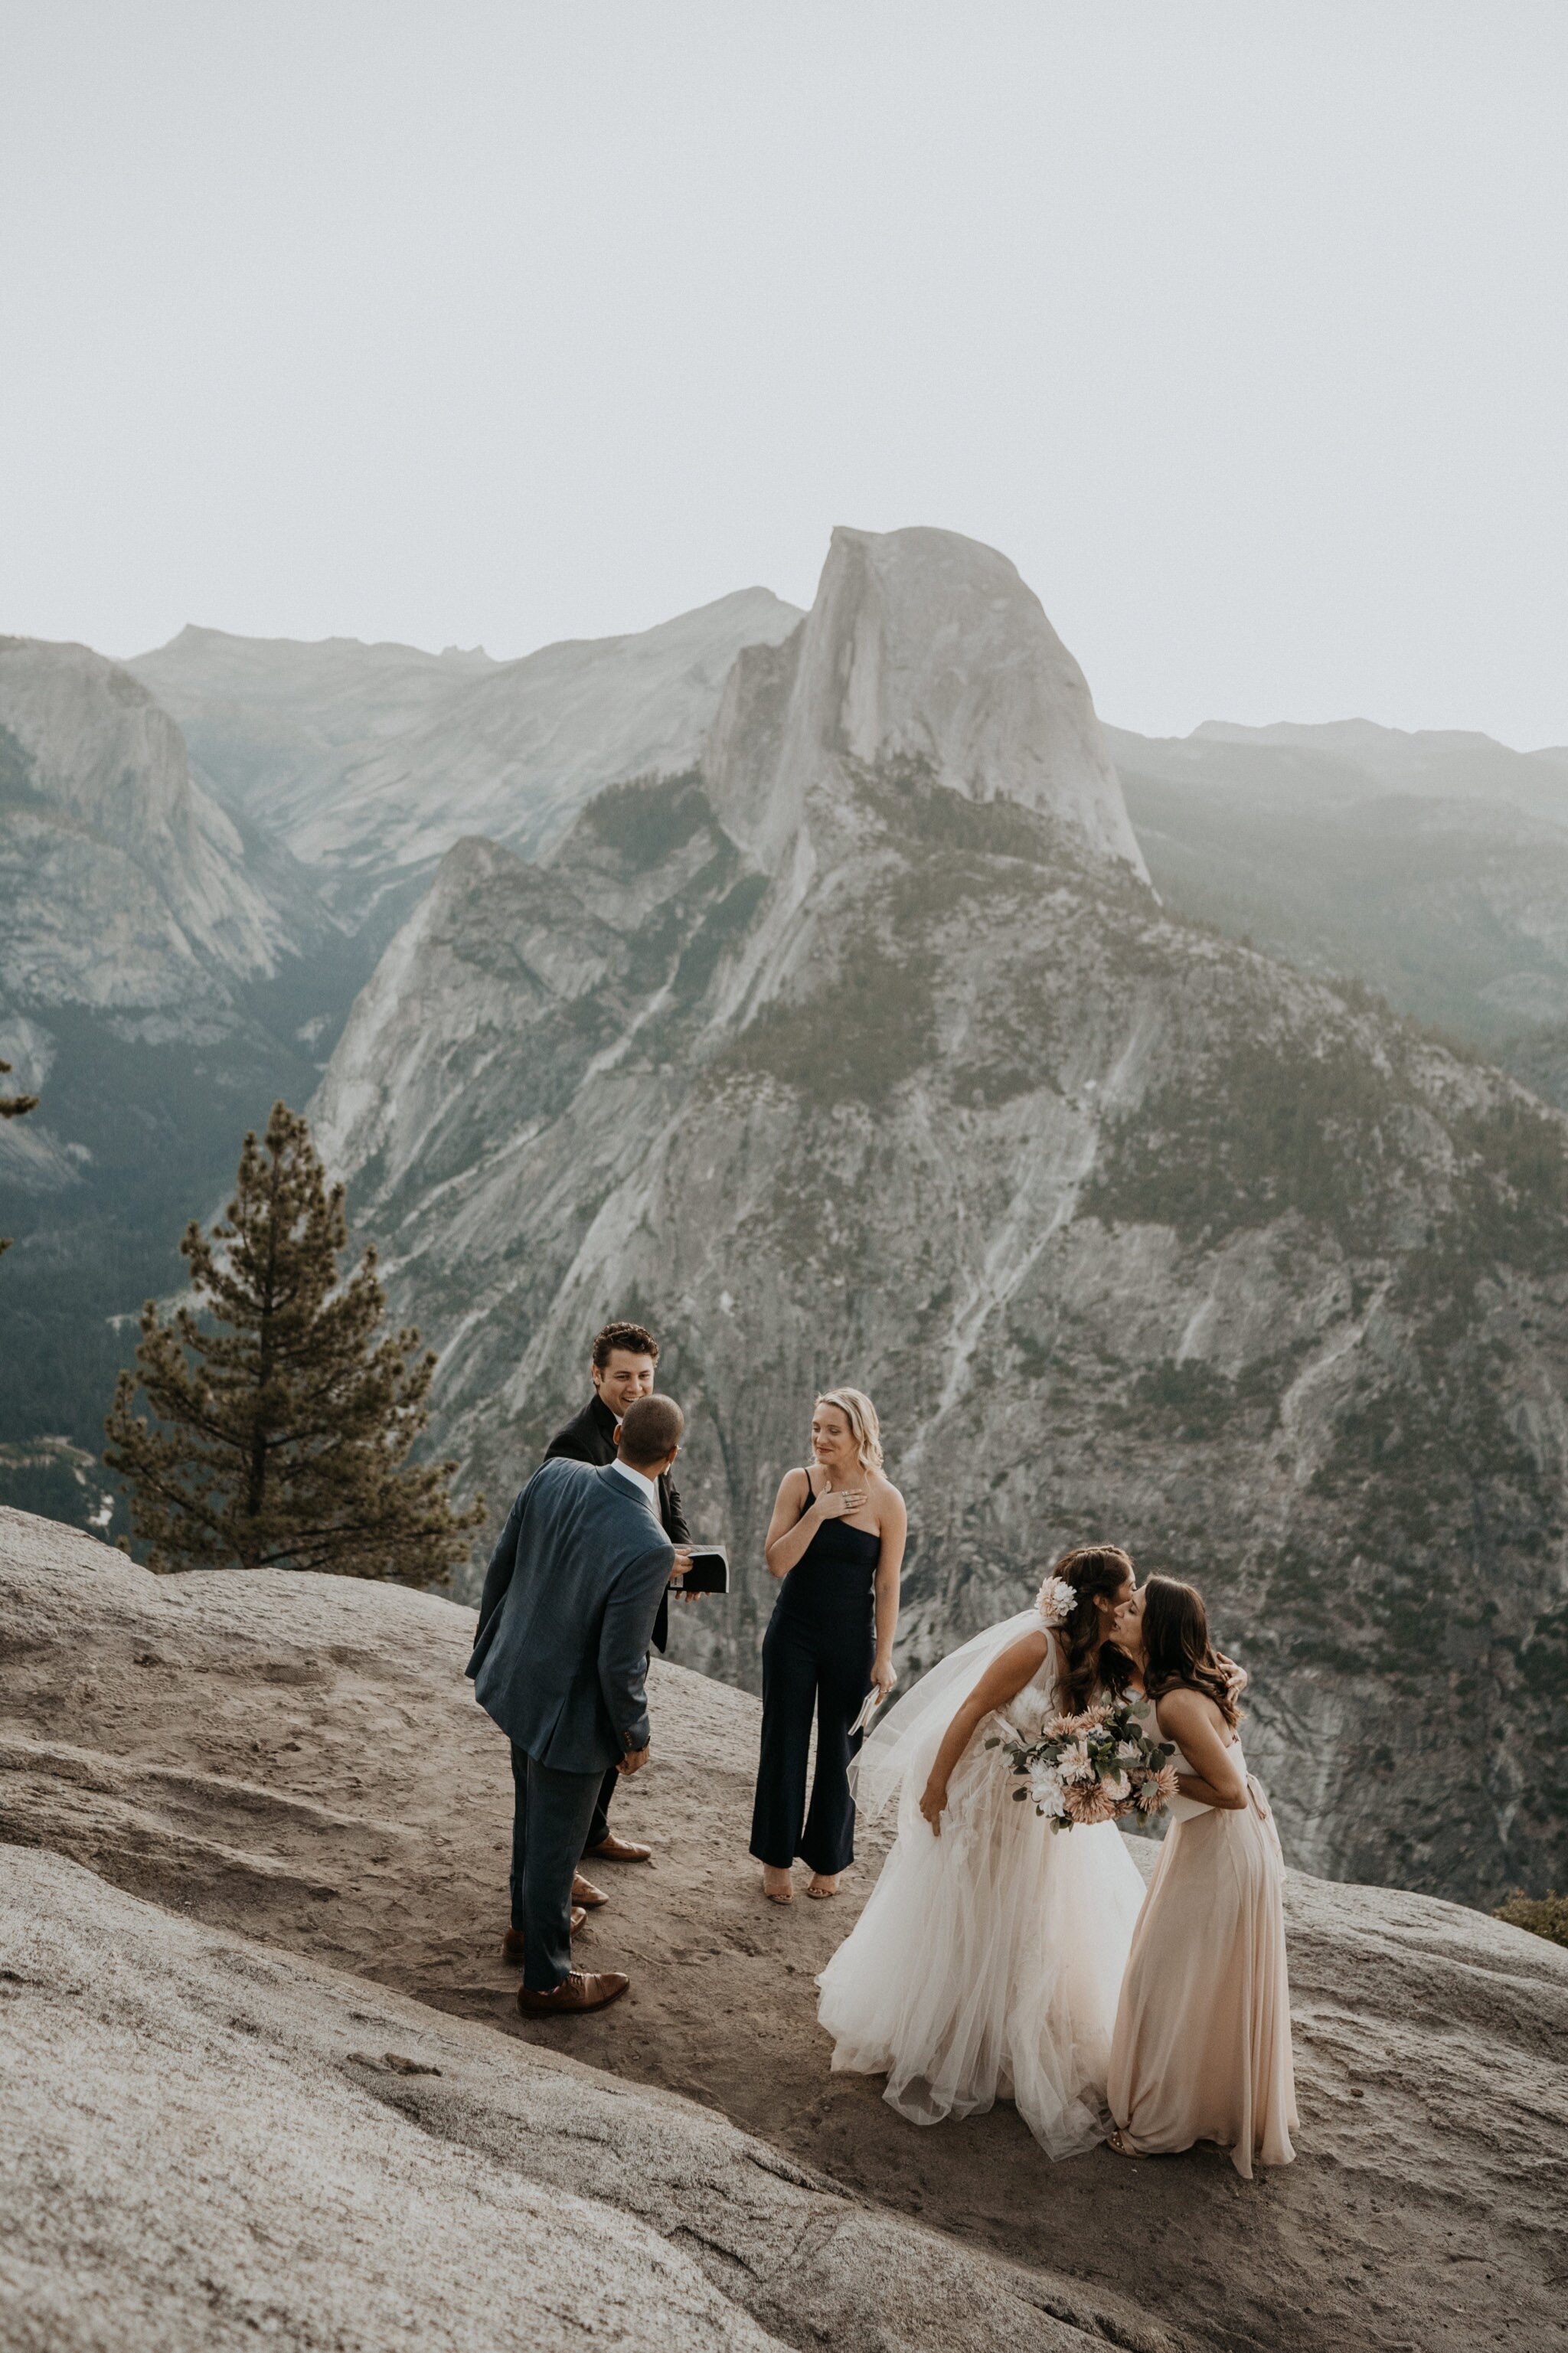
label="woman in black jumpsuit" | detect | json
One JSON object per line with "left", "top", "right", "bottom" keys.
{"left": 749, "top": 1389, "right": 906, "bottom": 1901}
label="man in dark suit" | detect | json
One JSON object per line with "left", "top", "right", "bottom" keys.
{"left": 544, "top": 1319, "right": 691, "bottom": 1874}
{"left": 467, "top": 1394, "right": 684, "bottom": 2014}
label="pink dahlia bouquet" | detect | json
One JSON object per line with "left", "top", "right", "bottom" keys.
{"left": 987, "top": 1695, "right": 1178, "bottom": 1832}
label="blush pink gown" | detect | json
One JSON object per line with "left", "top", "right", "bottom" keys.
{"left": 1107, "top": 1740, "right": 1298, "bottom": 2178}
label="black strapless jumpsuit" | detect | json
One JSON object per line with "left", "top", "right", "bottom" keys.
{"left": 749, "top": 1475, "right": 879, "bottom": 1877}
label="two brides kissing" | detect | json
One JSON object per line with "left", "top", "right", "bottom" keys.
{"left": 819, "top": 1542, "right": 1298, "bottom": 2177}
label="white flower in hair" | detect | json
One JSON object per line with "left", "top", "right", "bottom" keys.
{"left": 1035, "top": 1574, "right": 1078, "bottom": 1629}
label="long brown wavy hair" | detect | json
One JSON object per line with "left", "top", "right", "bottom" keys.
{"left": 1050, "top": 1544, "right": 1138, "bottom": 1711}
{"left": 1140, "top": 1575, "right": 1246, "bottom": 1730}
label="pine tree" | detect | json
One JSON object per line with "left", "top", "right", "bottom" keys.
{"left": 104, "top": 1101, "right": 484, "bottom": 1581}
{"left": 0, "top": 1057, "right": 41, "bottom": 1261}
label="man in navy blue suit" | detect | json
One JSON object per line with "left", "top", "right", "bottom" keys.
{"left": 467, "top": 1393, "right": 684, "bottom": 2014}
{"left": 544, "top": 1319, "right": 692, "bottom": 1877}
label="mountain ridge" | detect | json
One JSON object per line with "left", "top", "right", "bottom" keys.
{"left": 305, "top": 525, "right": 1568, "bottom": 1910}
{"left": 0, "top": 634, "right": 311, "bottom": 1012}
{"left": 132, "top": 588, "right": 805, "bottom": 918}
{"left": 706, "top": 527, "right": 1145, "bottom": 877}
{"left": 8, "top": 538, "right": 1568, "bottom": 1917}
{"left": 0, "top": 590, "right": 803, "bottom": 1476}
{"left": 1106, "top": 717, "right": 1568, "bottom": 1100}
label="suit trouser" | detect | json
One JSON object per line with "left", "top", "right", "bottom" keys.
{"left": 588, "top": 1594, "right": 665, "bottom": 1845}
{"left": 588, "top": 1763, "right": 619, "bottom": 1850}
{"left": 508, "top": 1747, "right": 607, "bottom": 1992}
{"left": 511, "top": 1747, "right": 619, "bottom": 1897}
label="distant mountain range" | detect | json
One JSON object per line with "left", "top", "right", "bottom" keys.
{"left": 1111, "top": 717, "right": 1568, "bottom": 1106}
{"left": 129, "top": 590, "right": 802, "bottom": 922}
{"left": 0, "top": 590, "right": 801, "bottom": 1454}
{"left": 0, "top": 633, "right": 314, "bottom": 1014}
{"left": 3, "top": 549, "right": 1566, "bottom": 1907}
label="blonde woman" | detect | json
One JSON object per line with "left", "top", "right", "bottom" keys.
{"left": 749, "top": 1391, "right": 906, "bottom": 1902}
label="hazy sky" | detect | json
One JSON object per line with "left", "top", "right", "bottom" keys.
{"left": 3, "top": 3, "right": 1566, "bottom": 743}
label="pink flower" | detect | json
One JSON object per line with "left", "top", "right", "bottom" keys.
{"left": 1035, "top": 1574, "right": 1079, "bottom": 1628}
{"left": 1135, "top": 1763, "right": 1179, "bottom": 1815}
{"left": 1058, "top": 1740, "right": 1096, "bottom": 1785}
{"left": 1062, "top": 1779, "right": 1118, "bottom": 1826}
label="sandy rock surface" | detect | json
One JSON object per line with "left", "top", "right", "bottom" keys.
{"left": 3, "top": 1846, "right": 1145, "bottom": 2353}
{"left": 2, "top": 1851, "right": 785, "bottom": 2353}
{"left": 3, "top": 1509, "right": 1566, "bottom": 2353}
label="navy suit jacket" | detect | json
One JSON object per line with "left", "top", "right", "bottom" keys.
{"left": 544, "top": 1392, "right": 690, "bottom": 1654}
{"left": 466, "top": 1457, "right": 674, "bottom": 1773}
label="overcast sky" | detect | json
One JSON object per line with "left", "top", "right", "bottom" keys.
{"left": 2, "top": 3, "right": 1566, "bottom": 744}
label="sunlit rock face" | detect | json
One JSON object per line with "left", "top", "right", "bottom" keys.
{"left": 312, "top": 526, "right": 1568, "bottom": 1910}
{"left": 707, "top": 525, "right": 1145, "bottom": 877}
{"left": 0, "top": 636, "right": 296, "bottom": 1013}
{"left": 136, "top": 593, "right": 805, "bottom": 922}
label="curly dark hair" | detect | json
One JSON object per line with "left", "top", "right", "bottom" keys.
{"left": 1050, "top": 1544, "right": 1137, "bottom": 1711}
{"left": 1141, "top": 1575, "right": 1246, "bottom": 1731}
{"left": 591, "top": 1320, "right": 660, "bottom": 1370}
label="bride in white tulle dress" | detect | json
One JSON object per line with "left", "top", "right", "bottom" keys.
{"left": 816, "top": 1547, "right": 1148, "bottom": 2158}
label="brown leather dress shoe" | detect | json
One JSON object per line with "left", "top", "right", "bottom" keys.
{"left": 517, "top": 1969, "right": 630, "bottom": 2015}
{"left": 584, "top": 1833, "right": 652, "bottom": 1863}
{"left": 500, "top": 1908, "right": 585, "bottom": 1966}
{"left": 572, "top": 1872, "right": 609, "bottom": 1908}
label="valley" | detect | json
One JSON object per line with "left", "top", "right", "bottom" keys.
{"left": 3, "top": 534, "right": 1566, "bottom": 1910}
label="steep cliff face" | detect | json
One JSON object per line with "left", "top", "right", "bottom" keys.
{"left": 311, "top": 527, "right": 1568, "bottom": 1911}
{"left": 707, "top": 526, "right": 1144, "bottom": 877}
{"left": 0, "top": 593, "right": 804, "bottom": 1507}
{"left": 0, "top": 636, "right": 301, "bottom": 1013}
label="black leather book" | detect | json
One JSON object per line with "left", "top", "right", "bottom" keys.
{"left": 671, "top": 1545, "right": 729, "bottom": 1593}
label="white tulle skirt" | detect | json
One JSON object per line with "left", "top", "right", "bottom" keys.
{"left": 816, "top": 1704, "right": 1148, "bottom": 2158}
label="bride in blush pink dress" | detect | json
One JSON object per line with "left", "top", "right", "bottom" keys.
{"left": 1106, "top": 1576, "right": 1298, "bottom": 2178}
